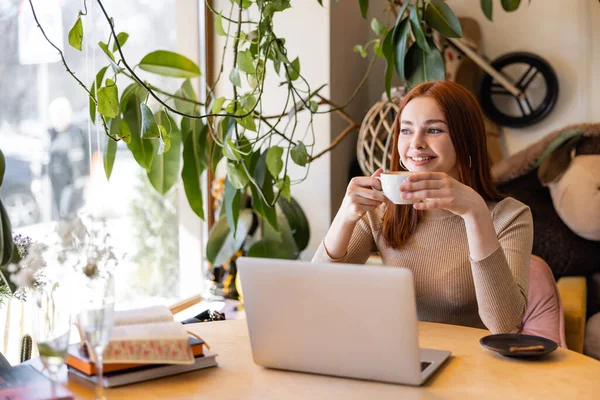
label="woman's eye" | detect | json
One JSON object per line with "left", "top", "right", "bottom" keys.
{"left": 428, "top": 128, "right": 443, "bottom": 134}
{"left": 400, "top": 129, "right": 411, "bottom": 135}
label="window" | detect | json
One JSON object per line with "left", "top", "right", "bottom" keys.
{"left": 0, "top": 0, "right": 206, "bottom": 316}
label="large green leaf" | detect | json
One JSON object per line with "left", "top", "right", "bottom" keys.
{"left": 0, "top": 200, "right": 15, "bottom": 293}
{"left": 424, "top": 0, "right": 463, "bottom": 38}
{"left": 174, "top": 79, "right": 198, "bottom": 116}
{"left": 481, "top": 0, "right": 493, "bottom": 21}
{"left": 104, "top": 119, "right": 118, "bottom": 180}
{"left": 404, "top": 40, "right": 445, "bottom": 89}
{"left": 277, "top": 196, "right": 310, "bottom": 251}
{"left": 227, "top": 161, "right": 249, "bottom": 189}
{"left": 250, "top": 171, "right": 279, "bottom": 232}
{"left": 266, "top": 146, "right": 284, "bottom": 178}
{"left": 358, "top": 0, "right": 369, "bottom": 19}
{"left": 382, "top": 29, "right": 395, "bottom": 100}
{"left": 147, "top": 111, "right": 181, "bottom": 194}
{"left": 139, "top": 50, "right": 201, "bottom": 78}
{"left": 140, "top": 103, "right": 160, "bottom": 139}
{"left": 181, "top": 120, "right": 208, "bottom": 219}
{"left": 68, "top": 17, "right": 83, "bottom": 51}
{"left": 393, "top": 18, "right": 410, "bottom": 81}
{"left": 97, "top": 79, "right": 119, "bottom": 118}
{"left": 409, "top": 5, "right": 429, "bottom": 52}
{"left": 247, "top": 239, "right": 295, "bottom": 259}
{"left": 206, "top": 209, "right": 253, "bottom": 265}
{"left": 287, "top": 57, "right": 300, "bottom": 81}
{"left": 0, "top": 149, "right": 5, "bottom": 187}
{"left": 89, "top": 66, "right": 108, "bottom": 124}
{"left": 0, "top": 200, "right": 14, "bottom": 268}
{"left": 501, "top": 0, "right": 521, "bottom": 12}
{"left": 211, "top": 97, "right": 226, "bottom": 114}
{"left": 262, "top": 207, "right": 299, "bottom": 258}
{"left": 224, "top": 178, "right": 240, "bottom": 235}
{"left": 123, "top": 87, "right": 154, "bottom": 170}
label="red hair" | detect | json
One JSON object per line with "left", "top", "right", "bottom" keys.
{"left": 381, "top": 81, "right": 504, "bottom": 248}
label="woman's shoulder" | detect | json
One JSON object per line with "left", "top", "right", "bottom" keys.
{"left": 487, "top": 197, "right": 532, "bottom": 225}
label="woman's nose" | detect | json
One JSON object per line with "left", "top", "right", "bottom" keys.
{"left": 410, "top": 132, "right": 427, "bottom": 149}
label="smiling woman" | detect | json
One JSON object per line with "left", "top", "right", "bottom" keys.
{"left": 313, "top": 81, "right": 534, "bottom": 335}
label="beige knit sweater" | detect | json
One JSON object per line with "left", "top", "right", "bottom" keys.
{"left": 312, "top": 197, "right": 533, "bottom": 334}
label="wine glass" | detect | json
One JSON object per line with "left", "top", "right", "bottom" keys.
{"left": 78, "top": 274, "right": 115, "bottom": 400}
{"left": 31, "top": 281, "right": 72, "bottom": 397}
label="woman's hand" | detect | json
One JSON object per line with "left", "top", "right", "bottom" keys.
{"left": 398, "top": 172, "right": 487, "bottom": 218}
{"left": 340, "top": 168, "right": 388, "bottom": 224}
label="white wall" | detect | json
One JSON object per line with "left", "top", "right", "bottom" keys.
{"left": 367, "top": 0, "right": 600, "bottom": 155}
{"left": 447, "top": 0, "right": 600, "bottom": 154}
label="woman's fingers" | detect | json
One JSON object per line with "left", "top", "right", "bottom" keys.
{"left": 351, "top": 186, "right": 387, "bottom": 202}
{"left": 401, "top": 188, "right": 452, "bottom": 201}
{"left": 399, "top": 179, "right": 446, "bottom": 192}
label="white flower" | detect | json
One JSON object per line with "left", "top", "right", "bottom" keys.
{"left": 10, "top": 269, "right": 35, "bottom": 289}
{"left": 7, "top": 264, "right": 18, "bottom": 273}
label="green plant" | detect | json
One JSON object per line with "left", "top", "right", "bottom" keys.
{"left": 5, "top": 0, "right": 525, "bottom": 280}
{"left": 0, "top": 148, "right": 16, "bottom": 303}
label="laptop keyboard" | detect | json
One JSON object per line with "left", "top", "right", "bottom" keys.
{"left": 421, "top": 361, "right": 432, "bottom": 372}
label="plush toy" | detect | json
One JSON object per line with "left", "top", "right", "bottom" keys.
{"left": 491, "top": 123, "right": 600, "bottom": 318}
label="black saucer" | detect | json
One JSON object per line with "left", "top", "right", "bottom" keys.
{"left": 480, "top": 333, "right": 558, "bottom": 358}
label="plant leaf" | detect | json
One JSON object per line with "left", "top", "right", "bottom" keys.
{"left": 174, "top": 79, "right": 198, "bottom": 116}
{"left": 250, "top": 182, "right": 278, "bottom": 232}
{"left": 211, "top": 97, "right": 226, "bottom": 114}
{"left": 236, "top": 110, "right": 257, "bottom": 132}
{"left": 68, "top": 17, "right": 83, "bottom": 51}
{"left": 227, "top": 161, "right": 249, "bottom": 189}
{"left": 359, "top": 0, "right": 369, "bottom": 19}
{"left": 0, "top": 149, "right": 5, "bottom": 187}
{"left": 123, "top": 90, "right": 154, "bottom": 169}
{"left": 224, "top": 178, "right": 240, "bottom": 235}
{"left": 229, "top": 67, "right": 241, "bottom": 87}
{"left": 266, "top": 146, "right": 284, "bottom": 178}
{"left": 290, "top": 141, "right": 307, "bottom": 166}
{"left": 424, "top": 0, "right": 463, "bottom": 38}
{"left": 287, "top": 57, "right": 300, "bottom": 81}
{"left": 89, "top": 66, "right": 108, "bottom": 124}
{"left": 277, "top": 196, "right": 310, "bottom": 251}
{"left": 215, "top": 12, "right": 227, "bottom": 36}
{"left": 139, "top": 50, "right": 201, "bottom": 78}
{"left": 140, "top": 103, "right": 160, "bottom": 139}
{"left": 104, "top": 121, "right": 118, "bottom": 180}
{"left": 98, "top": 41, "right": 116, "bottom": 61}
{"left": 148, "top": 111, "right": 181, "bottom": 194}
{"left": 481, "top": 0, "right": 493, "bottom": 21}
{"left": 276, "top": 175, "right": 291, "bottom": 201}
{"left": 247, "top": 239, "right": 296, "bottom": 259}
{"left": 237, "top": 50, "right": 256, "bottom": 74}
{"left": 381, "top": 29, "right": 395, "bottom": 100}
{"left": 404, "top": 39, "right": 445, "bottom": 89}
{"left": 206, "top": 209, "right": 253, "bottom": 265}
{"left": 97, "top": 79, "right": 119, "bottom": 118}
{"left": 112, "top": 32, "right": 129, "bottom": 52}
{"left": 393, "top": 18, "right": 410, "bottom": 81}
{"left": 370, "top": 18, "right": 387, "bottom": 36}
{"left": 181, "top": 120, "right": 208, "bottom": 219}
{"left": 409, "top": 5, "right": 429, "bottom": 52}
{"left": 501, "top": 0, "right": 521, "bottom": 12}
{"left": 261, "top": 207, "right": 298, "bottom": 258}
{"left": 224, "top": 138, "right": 242, "bottom": 161}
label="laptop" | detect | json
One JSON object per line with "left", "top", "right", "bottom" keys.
{"left": 236, "top": 257, "right": 451, "bottom": 386}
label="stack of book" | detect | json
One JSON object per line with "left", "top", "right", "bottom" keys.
{"left": 67, "top": 305, "right": 217, "bottom": 388}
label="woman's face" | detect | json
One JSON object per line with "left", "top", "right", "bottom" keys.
{"left": 398, "top": 96, "right": 459, "bottom": 179}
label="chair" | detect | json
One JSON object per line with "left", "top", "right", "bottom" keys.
{"left": 515, "top": 255, "right": 567, "bottom": 348}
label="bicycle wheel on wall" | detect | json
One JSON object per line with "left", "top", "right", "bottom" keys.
{"left": 479, "top": 52, "right": 559, "bottom": 128}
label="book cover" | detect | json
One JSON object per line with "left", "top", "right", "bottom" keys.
{"left": 77, "top": 305, "right": 198, "bottom": 365}
{"left": 67, "top": 351, "right": 218, "bottom": 388}
{"left": 67, "top": 337, "right": 205, "bottom": 376}
{"left": 0, "top": 365, "right": 73, "bottom": 400}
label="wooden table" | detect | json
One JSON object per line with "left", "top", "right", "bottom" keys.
{"left": 55, "top": 319, "right": 600, "bottom": 399}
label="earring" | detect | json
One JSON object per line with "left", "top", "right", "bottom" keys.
{"left": 400, "top": 158, "right": 407, "bottom": 170}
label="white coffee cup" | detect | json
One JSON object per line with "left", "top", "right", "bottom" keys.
{"left": 374, "top": 171, "right": 418, "bottom": 205}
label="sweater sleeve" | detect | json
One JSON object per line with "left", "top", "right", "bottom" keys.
{"left": 470, "top": 198, "right": 533, "bottom": 334}
{"left": 312, "top": 213, "right": 376, "bottom": 265}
